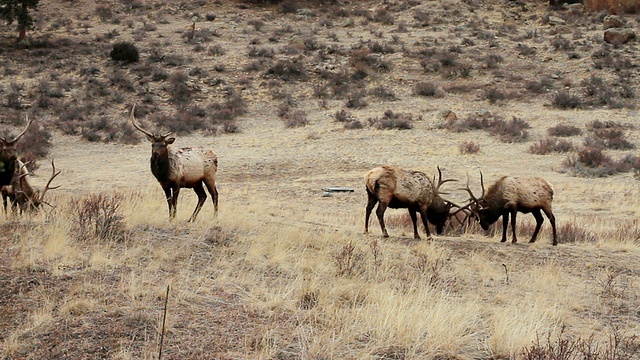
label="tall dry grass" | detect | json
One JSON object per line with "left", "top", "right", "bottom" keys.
{"left": 1, "top": 186, "right": 639, "bottom": 359}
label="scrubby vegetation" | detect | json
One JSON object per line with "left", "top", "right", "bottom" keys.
{"left": 1, "top": 0, "right": 640, "bottom": 358}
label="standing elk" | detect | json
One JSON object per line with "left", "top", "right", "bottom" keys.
{"left": 1, "top": 159, "right": 60, "bottom": 213}
{"left": 462, "top": 172, "right": 558, "bottom": 246}
{"left": 130, "top": 105, "right": 218, "bottom": 222}
{"left": 364, "top": 165, "right": 458, "bottom": 240}
{"left": 0, "top": 115, "right": 33, "bottom": 188}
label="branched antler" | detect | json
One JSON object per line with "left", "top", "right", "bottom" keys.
{"left": 130, "top": 104, "right": 171, "bottom": 139}
{"left": 38, "top": 159, "right": 61, "bottom": 204}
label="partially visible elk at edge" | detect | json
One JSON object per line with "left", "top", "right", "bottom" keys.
{"left": 0, "top": 115, "right": 33, "bottom": 188}
{"left": 130, "top": 104, "right": 219, "bottom": 222}
{"left": 2, "top": 159, "right": 61, "bottom": 214}
{"left": 462, "top": 172, "right": 558, "bottom": 246}
{"left": 364, "top": 165, "right": 459, "bottom": 240}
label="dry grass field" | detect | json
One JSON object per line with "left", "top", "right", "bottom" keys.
{"left": 1, "top": 0, "right": 640, "bottom": 359}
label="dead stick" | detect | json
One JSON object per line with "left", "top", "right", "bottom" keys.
{"left": 502, "top": 263, "right": 509, "bottom": 285}
{"left": 158, "top": 285, "right": 170, "bottom": 360}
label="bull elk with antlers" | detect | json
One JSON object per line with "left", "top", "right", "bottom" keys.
{"left": 130, "top": 105, "right": 218, "bottom": 222}
{"left": 462, "top": 172, "right": 557, "bottom": 246}
{"left": 0, "top": 115, "right": 33, "bottom": 188}
{"left": 1, "top": 159, "right": 61, "bottom": 213}
{"left": 364, "top": 165, "right": 458, "bottom": 240}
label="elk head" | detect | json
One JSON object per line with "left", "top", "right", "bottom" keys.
{"left": 130, "top": 105, "right": 175, "bottom": 162}
{"left": 0, "top": 115, "right": 33, "bottom": 175}
{"left": 460, "top": 171, "right": 493, "bottom": 230}
{"left": 18, "top": 159, "right": 61, "bottom": 211}
{"left": 427, "top": 166, "right": 459, "bottom": 234}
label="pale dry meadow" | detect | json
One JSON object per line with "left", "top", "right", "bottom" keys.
{"left": 1, "top": 0, "right": 640, "bottom": 359}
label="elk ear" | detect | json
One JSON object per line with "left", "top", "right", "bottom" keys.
{"left": 145, "top": 134, "right": 155, "bottom": 142}
{"left": 166, "top": 137, "right": 175, "bottom": 145}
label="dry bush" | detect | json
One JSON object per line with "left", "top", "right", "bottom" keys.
{"left": 208, "top": 44, "right": 226, "bottom": 56}
{"left": 344, "top": 120, "right": 364, "bottom": 130}
{"left": 414, "top": 82, "right": 441, "bottom": 97}
{"left": 71, "top": 193, "right": 125, "bottom": 242}
{"left": 551, "top": 90, "right": 582, "bottom": 109}
{"left": 247, "top": 19, "right": 265, "bottom": 31}
{"left": 370, "top": 85, "right": 397, "bottom": 101}
{"left": 167, "top": 71, "right": 191, "bottom": 105}
{"left": 557, "top": 221, "right": 597, "bottom": 244}
{"left": 350, "top": 47, "right": 392, "bottom": 73}
{"left": 459, "top": 141, "right": 480, "bottom": 154}
{"left": 529, "top": 138, "right": 574, "bottom": 155}
{"left": 247, "top": 46, "right": 275, "bottom": 58}
{"left": 152, "top": 111, "right": 208, "bottom": 135}
{"left": 585, "top": 121, "right": 635, "bottom": 150}
{"left": 482, "top": 87, "right": 507, "bottom": 104}
{"left": 333, "top": 240, "right": 364, "bottom": 277}
{"left": 265, "top": 59, "right": 307, "bottom": 82}
{"left": 369, "top": 110, "right": 413, "bottom": 130}
{"left": 333, "top": 109, "right": 352, "bottom": 123}
{"left": 525, "top": 78, "right": 553, "bottom": 94}
{"left": 345, "top": 89, "right": 368, "bottom": 109}
{"left": 562, "top": 147, "right": 635, "bottom": 177}
{"left": 548, "top": 124, "right": 582, "bottom": 137}
{"left": 439, "top": 114, "right": 489, "bottom": 133}
{"left": 522, "top": 325, "right": 639, "bottom": 359}
{"left": 488, "top": 116, "right": 530, "bottom": 143}
{"left": 283, "top": 110, "right": 309, "bottom": 128}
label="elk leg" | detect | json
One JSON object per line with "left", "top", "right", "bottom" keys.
{"left": 529, "top": 209, "right": 544, "bottom": 243}
{"left": 204, "top": 179, "right": 218, "bottom": 214}
{"left": 189, "top": 182, "right": 207, "bottom": 222}
{"left": 364, "top": 192, "right": 378, "bottom": 234}
{"left": 375, "top": 202, "right": 389, "bottom": 238}
{"left": 420, "top": 209, "right": 433, "bottom": 241}
{"left": 500, "top": 211, "right": 509, "bottom": 243}
{"left": 408, "top": 209, "right": 420, "bottom": 239}
{"left": 543, "top": 208, "right": 558, "bottom": 246}
{"left": 510, "top": 209, "right": 518, "bottom": 244}
{"left": 163, "top": 187, "right": 174, "bottom": 219}
{"left": 170, "top": 187, "right": 181, "bottom": 219}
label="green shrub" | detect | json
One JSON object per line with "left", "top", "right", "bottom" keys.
{"left": 110, "top": 41, "right": 139, "bottom": 64}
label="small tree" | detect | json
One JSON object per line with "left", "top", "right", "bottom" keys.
{"left": 0, "top": 0, "right": 39, "bottom": 43}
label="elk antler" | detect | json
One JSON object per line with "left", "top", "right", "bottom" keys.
{"left": 435, "top": 166, "right": 458, "bottom": 194}
{"left": 478, "top": 170, "right": 485, "bottom": 199}
{"left": 130, "top": 104, "right": 172, "bottom": 139}
{"left": 1, "top": 115, "right": 33, "bottom": 144}
{"left": 130, "top": 104, "right": 155, "bottom": 138}
{"left": 38, "top": 159, "right": 61, "bottom": 205}
{"left": 460, "top": 172, "right": 481, "bottom": 203}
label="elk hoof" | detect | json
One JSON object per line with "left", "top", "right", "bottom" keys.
{"left": 383, "top": 234, "right": 389, "bottom": 238}
{"left": 500, "top": 238, "right": 507, "bottom": 243}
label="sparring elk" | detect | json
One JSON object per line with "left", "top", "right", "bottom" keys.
{"left": 0, "top": 115, "right": 33, "bottom": 188}
{"left": 364, "top": 165, "right": 458, "bottom": 240}
{"left": 2, "top": 159, "right": 60, "bottom": 213}
{"left": 462, "top": 172, "right": 558, "bottom": 246}
{"left": 130, "top": 105, "right": 218, "bottom": 222}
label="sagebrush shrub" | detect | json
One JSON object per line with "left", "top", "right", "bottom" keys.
{"left": 110, "top": 41, "right": 139, "bottom": 64}
{"left": 529, "top": 138, "right": 574, "bottom": 155}
{"left": 72, "top": 193, "right": 125, "bottom": 242}
{"left": 548, "top": 124, "right": 582, "bottom": 137}
{"left": 551, "top": 91, "right": 581, "bottom": 109}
